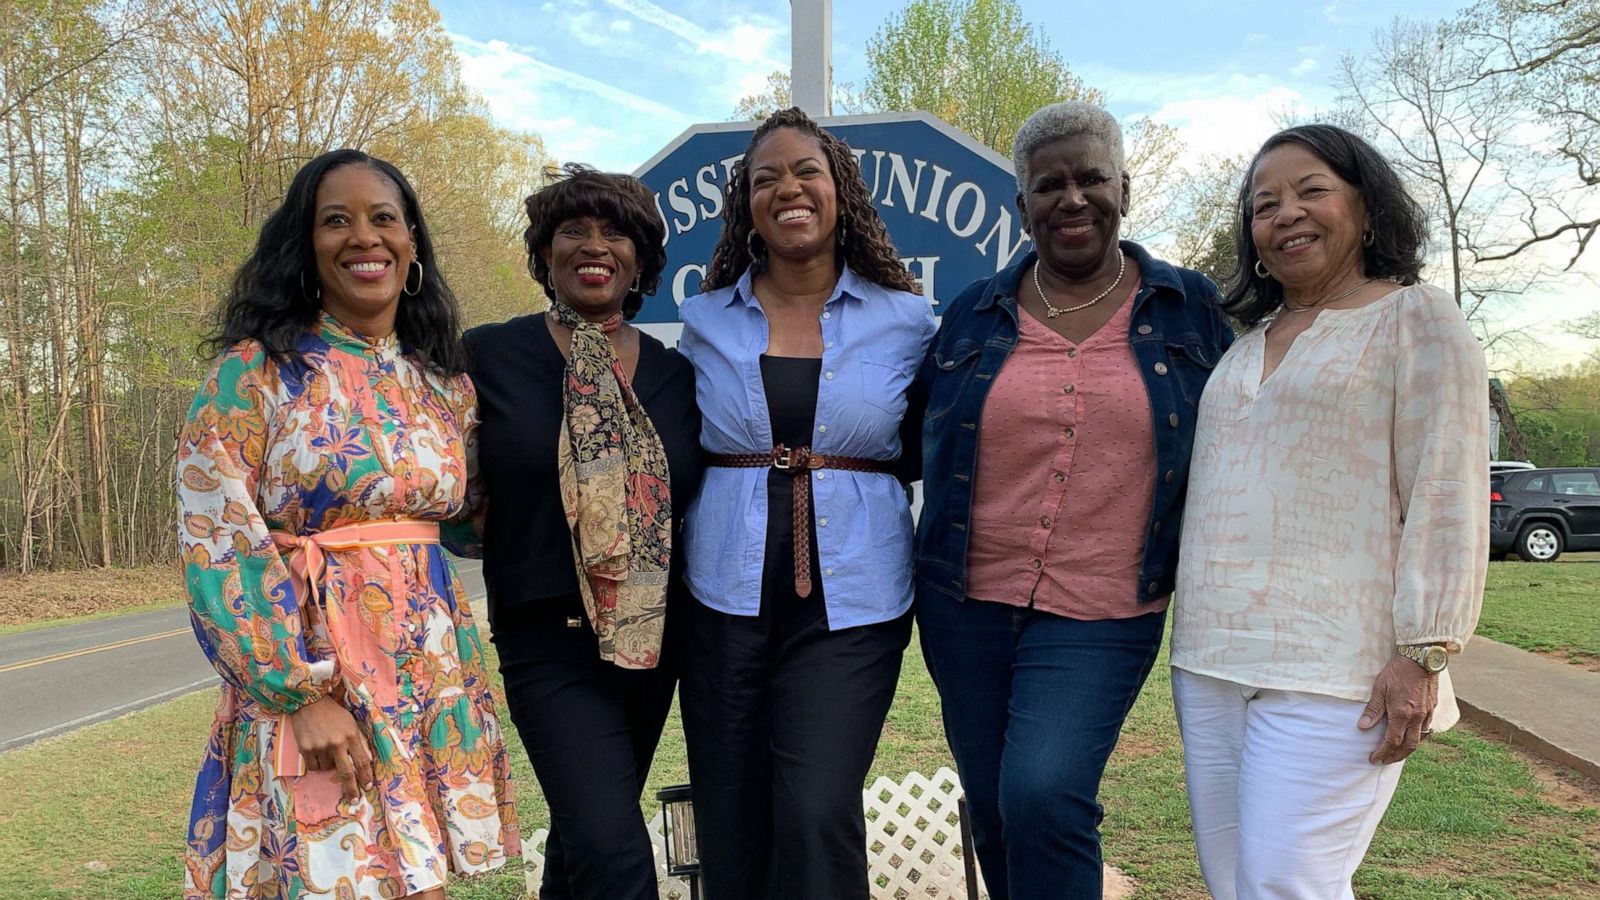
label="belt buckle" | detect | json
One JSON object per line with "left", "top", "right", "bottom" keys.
{"left": 772, "top": 445, "right": 793, "bottom": 470}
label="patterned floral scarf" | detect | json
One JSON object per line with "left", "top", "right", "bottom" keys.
{"left": 550, "top": 300, "right": 673, "bottom": 669}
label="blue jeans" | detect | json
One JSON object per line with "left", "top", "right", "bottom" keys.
{"left": 916, "top": 589, "right": 1166, "bottom": 900}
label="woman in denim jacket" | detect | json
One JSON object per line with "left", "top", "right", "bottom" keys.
{"left": 913, "top": 101, "right": 1233, "bottom": 900}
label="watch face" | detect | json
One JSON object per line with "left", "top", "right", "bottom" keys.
{"left": 1423, "top": 646, "right": 1449, "bottom": 672}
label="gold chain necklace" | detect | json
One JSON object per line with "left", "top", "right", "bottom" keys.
{"left": 1280, "top": 278, "right": 1372, "bottom": 315}
{"left": 1034, "top": 249, "right": 1126, "bottom": 318}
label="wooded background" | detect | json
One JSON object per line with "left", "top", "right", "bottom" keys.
{"left": 4, "top": 0, "right": 1598, "bottom": 572}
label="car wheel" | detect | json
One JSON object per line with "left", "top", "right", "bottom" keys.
{"left": 1515, "top": 524, "right": 1563, "bottom": 562}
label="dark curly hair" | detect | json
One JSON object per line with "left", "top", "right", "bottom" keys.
{"left": 702, "top": 107, "right": 918, "bottom": 294}
{"left": 206, "top": 149, "right": 467, "bottom": 374}
{"left": 1225, "top": 124, "right": 1428, "bottom": 327}
{"left": 523, "top": 163, "right": 667, "bottom": 321}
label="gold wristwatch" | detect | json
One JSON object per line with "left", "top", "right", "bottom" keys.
{"left": 1398, "top": 643, "right": 1449, "bottom": 673}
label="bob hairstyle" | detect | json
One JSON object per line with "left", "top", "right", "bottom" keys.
{"left": 701, "top": 107, "right": 918, "bottom": 294}
{"left": 206, "top": 148, "right": 467, "bottom": 374}
{"left": 1226, "top": 123, "right": 1428, "bottom": 327}
{"left": 523, "top": 163, "right": 667, "bottom": 321}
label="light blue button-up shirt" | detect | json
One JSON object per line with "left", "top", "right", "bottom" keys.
{"left": 678, "top": 265, "right": 937, "bottom": 629}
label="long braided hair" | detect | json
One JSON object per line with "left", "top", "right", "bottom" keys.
{"left": 702, "top": 107, "right": 918, "bottom": 294}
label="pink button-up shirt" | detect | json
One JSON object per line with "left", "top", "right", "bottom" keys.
{"left": 965, "top": 285, "right": 1162, "bottom": 619}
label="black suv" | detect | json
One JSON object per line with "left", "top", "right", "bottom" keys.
{"left": 1489, "top": 467, "right": 1600, "bottom": 562}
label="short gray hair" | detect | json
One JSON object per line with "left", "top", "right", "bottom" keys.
{"left": 1011, "top": 101, "right": 1125, "bottom": 194}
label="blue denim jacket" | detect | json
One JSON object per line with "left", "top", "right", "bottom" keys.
{"left": 913, "top": 241, "right": 1235, "bottom": 604}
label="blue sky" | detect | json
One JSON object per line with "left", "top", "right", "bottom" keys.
{"left": 435, "top": 0, "right": 1599, "bottom": 369}
{"left": 436, "top": 0, "right": 1470, "bottom": 172}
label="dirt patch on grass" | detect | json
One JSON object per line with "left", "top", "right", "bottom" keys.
{"left": 0, "top": 565, "right": 184, "bottom": 627}
{"left": 1112, "top": 736, "right": 1165, "bottom": 760}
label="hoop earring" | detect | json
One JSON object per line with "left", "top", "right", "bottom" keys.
{"left": 631, "top": 272, "right": 642, "bottom": 294}
{"left": 300, "top": 271, "right": 321, "bottom": 302}
{"left": 1362, "top": 229, "right": 1375, "bottom": 247}
{"left": 746, "top": 229, "right": 765, "bottom": 262}
{"left": 403, "top": 259, "right": 424, "bottom": 296}
{"left": 1254, "top": 260, "right": 1271, "bottom": 280}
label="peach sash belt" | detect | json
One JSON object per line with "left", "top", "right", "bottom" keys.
{"left": 268, "top": 519, "right": 439, "bottom": 778}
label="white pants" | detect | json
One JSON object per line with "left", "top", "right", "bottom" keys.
{"left": 1171, "top": 668, "right": 1405, "bottom": 900}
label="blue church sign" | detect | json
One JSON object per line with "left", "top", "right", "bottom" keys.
{"left": 632, "top": 111, "right": 1030, "bottom": 328}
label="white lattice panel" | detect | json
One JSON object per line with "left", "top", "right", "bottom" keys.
{"left": 865, "top": 767, "right": 987, "bottom": 899}
{"left": 524, "top": 768, "right": 985, "bottom": 899}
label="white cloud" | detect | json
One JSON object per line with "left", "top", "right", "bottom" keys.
{"left": 603, "top": 0, "right": 785, "bottom": 68}
{"left": 1291, "top": 57, "right": 1319, "bottom": 77}
{"left": 451, "top": 33, "right": 691, "bottom": 170}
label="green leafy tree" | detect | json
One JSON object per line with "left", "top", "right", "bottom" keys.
{"left": 860, "top": 0, "right": 1100, "bottom": 156}
{"left": 731, "top": 71, "right": 792, "bottom": 121}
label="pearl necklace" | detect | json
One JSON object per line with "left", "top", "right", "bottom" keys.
{"left": 1279, "top": 279, "right": 1372, "bottom": 315}
{"left": 1034, "top": 249, "right": 1126, "bottom": 318}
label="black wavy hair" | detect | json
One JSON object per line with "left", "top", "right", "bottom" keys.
{"left": 1225, "top": 124, "right": 1428, "bottom": 327}
{"left": 206, "top": 149, "right": 467, "bottom": 374}
{"left": 523, "top": 163, "right": 668, "bottom": 321}
{"left": 702, "top": 107, "right": 918, "bottom": 294}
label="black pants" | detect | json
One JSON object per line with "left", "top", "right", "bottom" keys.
{"left": 680, "top": 589, "right": 912, "bottom": 900}
{"left": 491, "top": 592, "right": 677, "bottom": 900}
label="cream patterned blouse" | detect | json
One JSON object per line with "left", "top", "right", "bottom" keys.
{"left": 1172, "top": 283, "right": 1489, "bottom": 730}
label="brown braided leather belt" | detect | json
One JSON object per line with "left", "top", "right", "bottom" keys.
{"left": 708, "top": 444, "right": 895, "bottom": 598}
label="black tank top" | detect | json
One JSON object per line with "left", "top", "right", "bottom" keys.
{"left": 759, "top": 355, "right": 823, "bottom": 602}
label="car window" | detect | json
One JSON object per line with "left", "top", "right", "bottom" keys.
{"left": 1522, "top": 474, "right": 1547, "bottom": 492}
{"left": 1550, "top": 472, "right": 1600, "bottom": 496}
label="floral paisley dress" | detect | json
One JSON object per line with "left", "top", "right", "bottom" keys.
{"left": 178, "top": 315, "right": 520, "bottom": 899}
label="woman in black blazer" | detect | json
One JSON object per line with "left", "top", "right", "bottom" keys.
{"left": 464, "top": 164, "right": 702, "bottom": 900}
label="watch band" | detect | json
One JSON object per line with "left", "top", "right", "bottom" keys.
{"left": 1398, "top": 643, "right": 1449, "bottom": 673}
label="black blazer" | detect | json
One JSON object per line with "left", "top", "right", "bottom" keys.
{"left": 464, "top": 313, "right": 704, "bottom": 624}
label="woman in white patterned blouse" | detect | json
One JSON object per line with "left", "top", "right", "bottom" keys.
{"left": 1172, "top": 124, "right": 1489, "bottom": 899}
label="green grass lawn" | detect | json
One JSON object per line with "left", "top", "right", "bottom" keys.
{"left": 1, "top": 630, "right": 1596, "bottom": 899}
{"left": 1479, "top": 557, "right": 1600, "bottom": 668}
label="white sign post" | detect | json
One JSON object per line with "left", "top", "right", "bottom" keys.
{"left": 790, "top": 0, "right": 832, "bottom": 116}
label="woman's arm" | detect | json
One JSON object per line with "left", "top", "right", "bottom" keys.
{"left": 1361, "top": 288, "right": 1490, "bottom": 763}
{"left": 1390, "top": 288, "right": 1490, "bottom": 652}
{"left": 178, "top": 347, "right": 330, "bottom": 715}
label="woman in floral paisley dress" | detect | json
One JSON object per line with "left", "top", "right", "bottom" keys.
{"left": 178, "top": 149, "right": 519, "bottom": 900}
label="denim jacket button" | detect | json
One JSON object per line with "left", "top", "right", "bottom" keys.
{"left": 1169, "top": 413, "right": 1180, "bottom": 427}
{"left": 1154, "top": 362, "right": 1169, "bottom": 375}
{"left": 1152, "top": 520, "right": 1164, "bottom": 534}
{"left": 1165, "top": 469, "right": 1175, "bottom": 483}
{"left": 1137, "top": 324, "right": 1153, "bottom": 335}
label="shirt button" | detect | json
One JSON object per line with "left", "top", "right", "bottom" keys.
{"left": 825, "top": 567, "right": 835, "bottom": 576}
{"left": 822, "top": 311, "right": 831, "bottom": 319}
{"left": 1066, "top": 347, "right": 1079, "bottom": 358}
{"left": 817, "top": 424, "right": 827, "bottom": 433}
{"left": 1029, "top": 558, "right": 1042, "bottom": 570}
{"left": 1169, "top": 413, "right": 1180, "bottom": 427}
{"left": 1053, "top": 472, "right": 1065, "bottom": 484}
{"left": 825, "top": 371, "right": 834, "bottom": 380}
{"left": 1064, "top": 427, "right": 1075, "bottom": 439}
{"left": 1154, "top": 362, "right": 1169, "bottom": 375}
{"left": 1137, "top": 324, "right": 1153, "bottom": 335}
{"left": 1040, "top": 516, "right": 1052, "bottom": 528}
{"left": 819, "top": 517, "right": 829, "bottom": 527}
{"left": 1063, "top": 384, "right": 1076, "bottom": 395}
{"left": 1165, "top": 469, "right": 1175, "bottom": 483}
{"left": 826, "top": 341, "right": 835, "bottom": 349}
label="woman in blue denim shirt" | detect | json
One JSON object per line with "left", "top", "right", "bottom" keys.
{"left": 913, "top": 101, "right": 1234, "bottom": 899}
{"left": 677, "top": 108, "right": 935, "bottom": 900}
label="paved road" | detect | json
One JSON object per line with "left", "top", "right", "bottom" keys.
{"left": 0, "top": 558, "right": 486, "bottom": 752}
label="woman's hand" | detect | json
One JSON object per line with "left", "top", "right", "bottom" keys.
{"left": 287, "top": 696, "right": 375, "bottom": 800}
{"left": 1357, "top": 654, "right": 1439, "bottom": 764}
